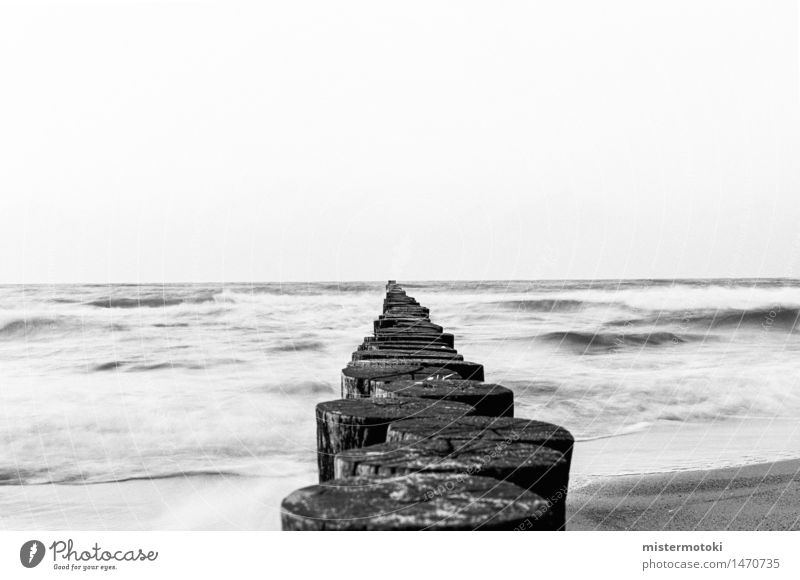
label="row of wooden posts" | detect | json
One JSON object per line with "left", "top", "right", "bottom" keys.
{"left": 280, "top": 281, "right": 574, "bottom": 530}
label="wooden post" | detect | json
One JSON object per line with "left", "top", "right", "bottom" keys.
{"left": 385, "top": 415, "right": 574, "bottom": 525}
{"left": 358, "top": 342, "right": 457, "bottom": 353}
{"left": 315, "top": 397, "right": 475, "bottom": 481}
{"left": 386, "top": 415, "right": 574, "bottom": 460}
{"left": 351, "top": 350, "right": 465, "bottom": 362}
{"left": 368, "top": 332, "right": 455, "bottom": 347}
{"left": 340, "top": 363, "right": 470, "bottom": 398}
{"left": 374, "top": 319, "right": 444, "bottom": 332}
{"left": 281, "top": 473, "right": 552, "bottom": 530}
{"left": 383, "top": 306, "right": 430, "bottom": 316}
{"left": 373, "top": 379, "right": 514, "bottom": 417}
{"left": 280, "top": 280, "right": 575, "bottom": 531}
{"left": 334, "top": 437, "right": 567, "bottom": 529}
{"left": 348, "top": 359, "right": 485, "bottom": 381}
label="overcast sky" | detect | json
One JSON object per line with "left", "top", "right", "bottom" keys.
{"left": 1, "top": 1, "right": 799, "bottom": 283}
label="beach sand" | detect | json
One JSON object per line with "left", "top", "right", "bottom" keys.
{"left": 567, "top": 458, "right": 800, "bottom": 531}
{"left": 566, "top": 419, "right": 800, "bottom": 531}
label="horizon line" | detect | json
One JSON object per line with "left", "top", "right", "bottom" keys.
{"left": 1, "top": 276, "right": 799, "bottom": 286}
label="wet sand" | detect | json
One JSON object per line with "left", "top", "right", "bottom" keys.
{"left": 567, "top": 458, "right": 800, "bottom": 530}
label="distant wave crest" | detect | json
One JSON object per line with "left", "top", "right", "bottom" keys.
{"left": 497, "top": 299, "right": 599, "bottom": 312}
{"left": 539, "top": 330, "right": 699, "bottom": 351}
{"left": 0, "top": 468, "right": 243, "bottom": 486}
{"left": 92, "top": 359, "right": 244, "bottom": 372}
{"left": 0, "top": 317, "right": 63, "bottom": 338}
{"left": 610, "top": 307, "right": 800, "bottom": 331}
{"left": 85, "top": 294, "right": 217, "bottom": 308}
{"left": 267, "top": 340, "right": 325, "bottom": 353}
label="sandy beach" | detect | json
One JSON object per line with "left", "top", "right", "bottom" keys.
{"left": 567, "top": 458, "right": 800, "bottom": 530}
{"left": 566, "top": 418, "right": 800, "bottom": 531}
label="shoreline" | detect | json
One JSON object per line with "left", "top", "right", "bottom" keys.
{"left": 2, "top": 418, "right": 799, "bottom": 530}
{"left": 567, "top": 457, "right": 800, "bottom": 530}
{"left": 1, "top": 456, "right": 798, "bottom": 530}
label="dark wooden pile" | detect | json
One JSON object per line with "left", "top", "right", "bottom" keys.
{"left": 280, "top": 281, "right": 574, "bottom": 531}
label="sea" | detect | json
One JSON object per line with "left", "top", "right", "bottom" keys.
{"left": 1, "top": 279, "right": 799, "bottom": 529}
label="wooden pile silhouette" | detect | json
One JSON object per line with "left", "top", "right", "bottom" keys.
{"left": 280, "top": 281, "right": 574, "bottom": 530}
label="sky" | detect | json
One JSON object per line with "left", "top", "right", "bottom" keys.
{"left": 1, "top": 0, "right": 799, "bottom": 283}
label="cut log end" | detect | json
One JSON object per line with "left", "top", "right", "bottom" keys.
{"left": 386, "top": 415, "right": 575, "bottom": 460}
{"left": 335, "top": 437, "right": 568, "bottom": 529}
{"left": 340, "top": 362, "right": 483, "bottom": 398}
{"left": 373, "top": 379, "right": 514, "bottom": 417}
{"left": 281, "top": 473, "right": 553, "bottom": 530}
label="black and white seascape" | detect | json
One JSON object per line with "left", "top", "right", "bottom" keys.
{"left": 2, "top": 279, "right": 799, "bottom": 529}
{"left": 2, "top": 1, "right": 799, "bottom": 535}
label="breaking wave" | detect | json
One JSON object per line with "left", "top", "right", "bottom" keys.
{"left": 85, "top": 295, "right": 217, "bottom": 308}
{"left": 496, "top": 299, "right": 606, "bottom": 312}
{"left": 266, "top": 340, "right": 326, "bottom": 353}
{"left": 538, "top": 330, "right": 703, "bottom": 351}
{"left": 610, "top": 307, "right": 800, "bottom": 331}
{"left": 0, "top": 316, "right": 66, "bottom": 338}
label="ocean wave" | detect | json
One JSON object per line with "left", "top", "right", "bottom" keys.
{"left": 0, "top": 315, "right": 132, "bottom": 340}
{"left": 118, "top": 359, "right": 245, "bottom": 372}
{"left": 93, "top": 361, "right": 127, "bottom": 371}
{"left": 85, "top": 294, "right": 217, "bottom": 308}
{"left": 496, "top": 298, "right": 617, "bottom": 312}
{"left": 313, "top": 282, "right": 378, "bottom": 293}
{"left": 248, "top": 380, "right": 334, "bottom": 395}
{"left": 266, "top": 340, "right": 326, "bottom": 353}
{"left": 213, "top": 283, "right": 378, "bottom": 300}
{"left": 64, "top": 470, "right": 245, "bottom": 485}
{"left": 0, "top": 468, "right": 44, "bottom": 485}
{"left": 0, "top": 468, "right": 244, "bottom": 486}
{"left": 127, "top": 362, "right": 205, "bottom": 371}
{"left": 538, "top": 330, "right": 701, "bottom": 351}
{"left": 0, "top": 316, "right": 64, "bottom": 338}
{"left": 610, "top": 307, "right": 800, "bottom": 331}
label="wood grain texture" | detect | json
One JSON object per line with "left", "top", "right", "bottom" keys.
{"left": 347, "top": 359, "right": 485, "bottom": 382}
{"left": 373, "top": 379, "right": 514, "bottom": 417}
{"left": 334, "top": 437, "right": 566, "bottom": 528}
{"left": 351, "top": 350, "right": 464, "bottom": 362}
{"left": 340, "top": 363, "right": 468, "bottom": 398}
{"left": 315, "top": 397, "right": 475, "bottom": 481}
{"left": 281, "top": 473, "right": 551, "bottom": 530}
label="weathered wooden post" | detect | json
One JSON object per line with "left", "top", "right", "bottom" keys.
{"left": 358, "top": 342, "right": 457, "bottom": 353}
{"left": 334, "top": 437, "right": 567, "bottom": 529}
{"left": 368, "top": 331, "right": 455, "bottom": 347}
{"left": 385, "top": 415, "right": 574, "bottom": 526}
{"left": 281, "top": 473, "right": 553, "bottom": 530}
{"left": 315, "top": 397, "right": 475, "bottom": 481}
{"left": 280, "top": 281, "right": 575, "bottom": 531}
{"left": 373, "top": 379, "right": 515, "bottom": 417}
{"left": 341, "top": 363, "right": 471, "bottom": 398}
{"left": 386, "top": 415, "right": 575, "bottom": 460}
{"left": 348, "top": 359, "right": 485, "bottom": 381}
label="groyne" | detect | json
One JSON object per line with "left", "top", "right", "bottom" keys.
{"left": 280, "top": 281, "right": 574, "bottom": 530}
